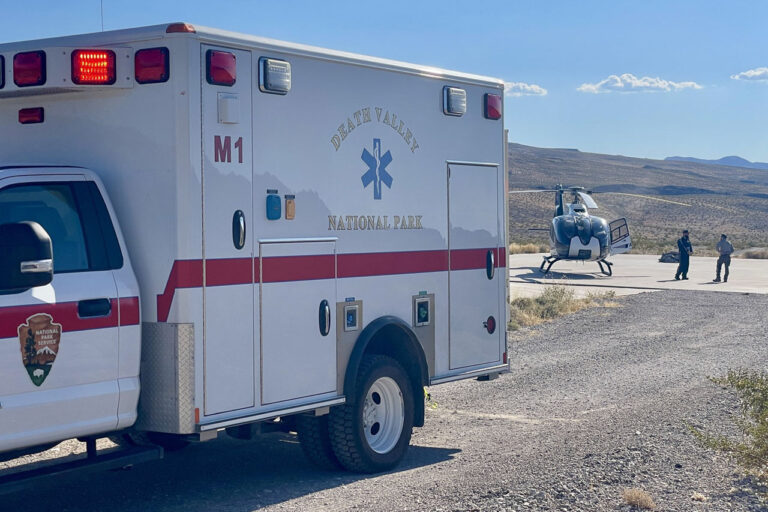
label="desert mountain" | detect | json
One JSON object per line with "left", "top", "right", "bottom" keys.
{"left": 507, "top": 143, "right": 768, "bottom": 253}
{"left": 665, "top": 155, "right": 768, "bottom": 171}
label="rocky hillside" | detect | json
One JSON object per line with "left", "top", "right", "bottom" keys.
{"left": 507, "top": 143, "right": 768, "bottom": 254}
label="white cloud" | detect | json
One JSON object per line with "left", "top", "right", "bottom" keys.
{"left": 730, "top": 67, "right": 768, "bottom": 81}
{"left": 504, "top": 81, "right": 548, "bottom": 97}
{"left": 577, "top": 73, "right": 703, "bottom": 94}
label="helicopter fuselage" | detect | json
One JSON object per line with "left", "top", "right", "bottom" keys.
{"left": 549, "top": 212, "right": 611, "bottom": 262}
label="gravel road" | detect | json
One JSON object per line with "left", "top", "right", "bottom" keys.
{"left": 2, "top": 290, "right": 767, "bottom": 511}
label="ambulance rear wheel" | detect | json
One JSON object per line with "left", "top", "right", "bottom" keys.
{"left": 296, "top": 414, "right": 342, "bottom": 470}
{"left": 329, "top": 355, "right": 413, "bottom": 473}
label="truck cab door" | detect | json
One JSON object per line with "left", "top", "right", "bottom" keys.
{"left": 0, "top": 176, "right": 122, "bottom": 452}
{"left": 609, "top": 218, "right": 632, "bottom": 255}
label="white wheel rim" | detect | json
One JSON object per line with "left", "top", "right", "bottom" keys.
{"left": 362, "top": 376, "right": 404, "bottom": 454}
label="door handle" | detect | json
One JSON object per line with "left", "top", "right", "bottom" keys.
{"left": 78, "top": 298, "right": 112, "bottom": 319}
{"left": 486, "top": 249, "right": 495, "bottom": 280}
{"left": 232, "top": 210, "right": 246, "bottom": 250}
{"left": 318, "top": 299, "right": 331, "bottom": 337}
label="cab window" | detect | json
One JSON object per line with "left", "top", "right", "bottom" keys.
{"left": 0, "top": 184, "right": 89, "bottom": 272}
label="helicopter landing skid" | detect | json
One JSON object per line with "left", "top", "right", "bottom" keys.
{"left": 597, "top": 259, "right": 613, "bottom": 276}
{"left": 539, "top": 255, "right": 560, "bottom": 274}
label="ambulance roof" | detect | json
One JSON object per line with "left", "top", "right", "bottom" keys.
{"left": 0, "top": 23, "right": 504, "bottom": 89}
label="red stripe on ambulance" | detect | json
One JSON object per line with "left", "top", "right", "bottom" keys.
{"left": 0, "top": 297, "right": 140, "bottom": 339}
{"left": 155, "top": 248, "right": 506, "bottom": 322}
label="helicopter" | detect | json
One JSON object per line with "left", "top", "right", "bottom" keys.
{"left": 511, "top": 185, "right": 631, "bottom": 276}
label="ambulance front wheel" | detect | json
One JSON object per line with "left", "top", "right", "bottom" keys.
{"left": 329, "top": 355, "right": 414, "bottom": 473}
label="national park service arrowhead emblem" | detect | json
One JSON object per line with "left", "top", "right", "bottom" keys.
{"left": 18, "top": 313, "right": 62, "bottom": 386}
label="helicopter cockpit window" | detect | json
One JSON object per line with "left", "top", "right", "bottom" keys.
{"left": 553, "top": 216, "right": 577, "bottom": 245}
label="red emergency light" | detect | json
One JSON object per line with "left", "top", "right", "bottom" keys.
{"left": 71, "top": 50, "right": 116, "bottom": 85}
{"left": 13, "top": 51, "right": 46, "bottom": 87}
{"left": 18, "top": 107, "right": 44, "bottom": 124}
{"left": 484, "top": 93, "right": 502, "bottom": 120}
{"left": 135, "top": 48, "right": 169, "bottom": 84}
{"left": 206, "top": 50, "right": 236, "bottom": 86}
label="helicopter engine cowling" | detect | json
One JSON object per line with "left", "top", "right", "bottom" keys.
{"left": 550, "top": 215, "right": 610, "bottom": 261}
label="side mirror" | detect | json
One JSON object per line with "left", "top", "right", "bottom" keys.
{"left": 0, "top": 221, "right": 54, "bottom": 293}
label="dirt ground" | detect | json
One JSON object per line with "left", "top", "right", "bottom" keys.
{"left": 3, "top": 290, "right": 767, "bottom": 511}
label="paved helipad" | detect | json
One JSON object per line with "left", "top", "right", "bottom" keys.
{"left": 508, "top": 253, "right": 768, "bottom": 297}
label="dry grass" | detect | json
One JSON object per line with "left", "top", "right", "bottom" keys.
{"left": 736, "top": 248, "right": 768, "bottom": 259}
{"left": 622, "top": 488, "right": 656, "bottom": 510}
{"left": 508, "top": 287, "right": 617, "bottom": 330}
{"left": 690, "top": 370, "right": 768, "bottom": 488}
{"left": 691, "top": 492, "right": 708, "bottom": 502}
{"left": 508, "top": 242, "right": 549, "bottom": 254}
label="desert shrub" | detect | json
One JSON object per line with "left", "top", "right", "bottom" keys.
{"left": 737, "top": 248, "right": 768, "bottom": 259}
{"left": 508, "top": 242, "right": 549, "bottom": 254}
{"left": 622, "top": 488, "right": 656, "bottom": 509}
{"left": 508, "top": 287, "right": 616, "bottom": 330}
{"left": 621, "top": 488, "right": 656, "bottom": 510}
{"left": 690, "top": 370, "right": 768, "bottom": 485}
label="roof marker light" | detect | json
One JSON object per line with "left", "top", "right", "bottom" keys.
{"left": 443, "top": 86, "right": 466, "bottom": 116}
{"left": 19, "top": 107, "right": 44, "bottom": 124}
{"left": 72, "top": 50, "right": 116, "bottom": 85}
{"left": 206, "top": 50, "right": 236, "bottom": 87}
{"left": 135, "top": 47, "right": 169, "bottom": 84}
{"left": 14, "top": 51, "right": 46, "bottom": 87}
{"left": 166, "top": 23, "right": 196, "bottom": 33}
{"left": 484, "top": 93, "right": 502, "bottom": 120}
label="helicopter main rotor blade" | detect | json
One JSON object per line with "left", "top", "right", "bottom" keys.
{"left": 598, "top": 192, "right": 691, "bottom": 207}
{"left": 576, "top": 191, "right": 599, "bottom": 209}
{"left": 508, "top": 189, "right": 559, "bottom": 194}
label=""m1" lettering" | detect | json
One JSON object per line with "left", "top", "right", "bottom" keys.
{"left": 214, "top": 135, "right": 244, "bottom": 163}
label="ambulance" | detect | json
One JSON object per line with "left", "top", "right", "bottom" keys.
{"left": 0, "top": 23, "right": 508, "bottom": 480}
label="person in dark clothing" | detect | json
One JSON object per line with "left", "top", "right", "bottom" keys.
{"left": 714, "top": 233, "right": 734, "bottom": 282}
{"left": 675, "top": 230, "right": 693, "bottom": 280}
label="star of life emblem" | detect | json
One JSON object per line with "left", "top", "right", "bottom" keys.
{"left": 361, "top": 138, "right": 393, "bottom": 200}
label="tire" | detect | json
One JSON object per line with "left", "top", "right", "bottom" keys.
{"left": 329, "top": 355, "right": 414, "bottom": 473}
{"left": 296, "top": 414, "right": 342, "bottom": 470}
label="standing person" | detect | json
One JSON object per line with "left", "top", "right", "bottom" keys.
{"left": 714, "top": 234, "right": 734, "bottom": 282}
{"left": 675, "top": 229, "right": 693, "bottom": 280}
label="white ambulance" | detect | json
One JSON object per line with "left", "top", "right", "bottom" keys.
{"left": 0, "top": 23, "right": 508, "bottom": 478}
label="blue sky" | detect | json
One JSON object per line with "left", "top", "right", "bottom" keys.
{"left": 2, "top": 1, "right": 766, "bottom": 162}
